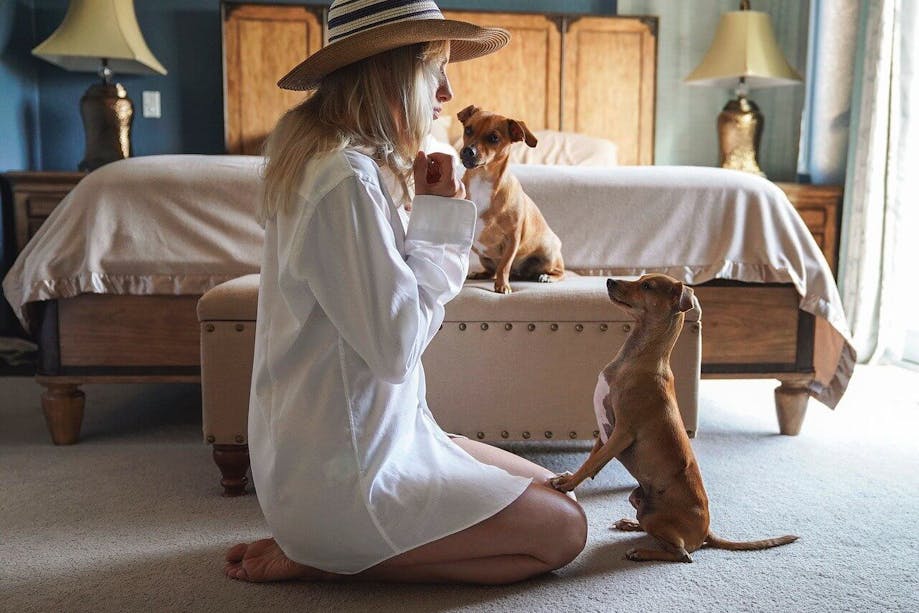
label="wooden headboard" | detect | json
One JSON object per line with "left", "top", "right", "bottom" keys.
{"left": 222, "top": 3, "right": 657, "bottom": 164}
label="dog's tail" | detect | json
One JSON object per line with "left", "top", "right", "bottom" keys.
{"left": 703, "top": 532, "right": 799, "bottom": 551}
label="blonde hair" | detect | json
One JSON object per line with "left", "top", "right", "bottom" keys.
{"left": 259, "top": 40, "right": 450, "bottom": 224}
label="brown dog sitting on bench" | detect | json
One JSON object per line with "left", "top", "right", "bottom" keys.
{"left": 456, "top": 105, "right": 565, "bottom": 294}
{"left": 550, "top": 274, "right": 798, "bottom": 562}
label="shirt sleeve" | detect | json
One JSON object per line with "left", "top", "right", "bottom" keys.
{"left": 288, "top": 175, "right": 476, "bottom": 384}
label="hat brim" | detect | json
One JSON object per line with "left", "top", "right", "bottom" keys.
{"left": 277, "top": 19, "right": 510, "bottom": 91}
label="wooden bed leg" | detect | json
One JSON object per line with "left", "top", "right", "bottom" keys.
{"left": 774, "top": 378, "right": 810, "bottom": 436}
{"left": 213, "top": 444, "right": 250, "bottom": 496}
{"left": 39, "top": 383, "right": 86, "bottom": 445}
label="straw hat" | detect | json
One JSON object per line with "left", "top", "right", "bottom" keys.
{"left": 278, "top": 0, "right": 510, "bottom": 91}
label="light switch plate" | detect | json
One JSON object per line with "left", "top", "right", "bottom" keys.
{"left": 142, "top": 91, "right": 161, "bottom": 118}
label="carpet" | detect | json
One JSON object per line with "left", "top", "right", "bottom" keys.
{"left": 1, "top": 365, "right": 917, "bottom": 612}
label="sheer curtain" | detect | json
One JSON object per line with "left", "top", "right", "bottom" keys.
{"left": 837, "top": 0, "right": 919, "bottom": 363}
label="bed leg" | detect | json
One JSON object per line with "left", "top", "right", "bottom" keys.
{"left": 774, "top": 378, "right": 810, "bottom": 436}
{"left": 213, "top": 444, "right": 250, "bottom": 496}
{"left": 39, "top": 383, "right": 86, "bottom": 445}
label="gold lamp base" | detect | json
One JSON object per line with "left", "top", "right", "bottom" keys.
{"left": 78, "top": 81, "right": 134, "bottom": 172}
{"left": 717, "top": 94, "right": 765, "bottom": 177}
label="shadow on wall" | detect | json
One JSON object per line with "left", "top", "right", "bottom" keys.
{"left": 166, "top": 10, "right": 225, "bottom": 156}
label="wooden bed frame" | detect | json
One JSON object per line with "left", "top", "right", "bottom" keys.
{"left": 27, "top": 3, "right": 814, "bottom": 445}
{"left": 31, "top": 281, "right": 814, "bottom": 445}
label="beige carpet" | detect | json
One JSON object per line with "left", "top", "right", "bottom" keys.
{"left": 1, "top": 365, "right": 917, "bottom": 612}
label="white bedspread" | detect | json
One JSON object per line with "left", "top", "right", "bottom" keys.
{"left": 1, "top": 155, "right": 854, "bottom": 408}
{"left": 513, "top": 164, "right": 854, "bottom": 410}
{"left": 3, "top": 154, "right": 264, "bottom": 321}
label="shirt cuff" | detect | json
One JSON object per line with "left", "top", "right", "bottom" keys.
{"left": 406, "top": 195, "right": 477, "bottom": 250}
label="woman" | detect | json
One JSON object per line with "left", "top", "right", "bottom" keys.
{"left": 225, "top": 0, "right": 587, "bottom": 585}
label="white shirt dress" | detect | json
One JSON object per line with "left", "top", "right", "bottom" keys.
{"left": 248, "top": 149, "right": 532, "bottom": 574}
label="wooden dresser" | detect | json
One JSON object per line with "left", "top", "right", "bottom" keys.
{"left": 3, "top": 171, "right": 86, "bottom": 253}
{"left": 774, "top": 182, "right": 843, "bottom": 275}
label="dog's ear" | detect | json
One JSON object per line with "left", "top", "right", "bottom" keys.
{"left": 508, "top": 120, "right": 538, "bottom": 148}
{"left": 677, "top": 284, "right": 695, "bottom": 313}
{"left": 457, "top": 105, "right": 480, "bottom": 124}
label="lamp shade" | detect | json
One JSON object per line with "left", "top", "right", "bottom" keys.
{"left": 685, "top": 10, "right": 801, "bottom": 88}
{"left": 32, "top": 0, "right": 166, "bottom": 75}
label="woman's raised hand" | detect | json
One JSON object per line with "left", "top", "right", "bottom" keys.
{"left": 413, "top": 151, "right": 466, "bottom": 199}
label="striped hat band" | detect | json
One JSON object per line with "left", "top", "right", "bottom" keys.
{"left": 327, "top": 0, "right": 444, "bottom": 43}
{"left": 277, "top": 0, "right": 510, "bottom": 91}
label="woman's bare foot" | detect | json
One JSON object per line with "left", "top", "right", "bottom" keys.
{"left": 224, "top": 538, "right": 334, "bottom": 582}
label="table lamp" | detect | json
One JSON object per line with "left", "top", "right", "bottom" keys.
{"left": 32, "top": 0, "right": 167, "bottom": 172}
{"left": 685, "top": 0, "right": 801, "bottom": 177}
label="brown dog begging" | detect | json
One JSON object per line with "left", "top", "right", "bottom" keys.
{"left": 550, "top": 274, "right": 798, "bottom": 562}
{"left": 456, "top": 105, "right": 565, "bottom": 294}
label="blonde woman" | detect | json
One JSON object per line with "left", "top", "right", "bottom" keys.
{"left": 225, "top": 0, "right": 586, "bottom": 585}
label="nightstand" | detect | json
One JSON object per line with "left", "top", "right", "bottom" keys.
{"left": 3, "top": 171, "right": 86, "bottom": 253}
{"left": 774, "top": 182, "right": 843, "bottom": 275}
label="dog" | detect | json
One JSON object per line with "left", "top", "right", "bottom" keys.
{"left": 456, "top": 105, "right": 565, "bottom": 294}
{"left": 549, "top": 274, "right": 798, "bottom": 562}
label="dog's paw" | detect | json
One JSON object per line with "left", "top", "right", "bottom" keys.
{"left": 537, "top": 273, "right": 551, "bottom": 283}
{"left": 548, "top": 471, "right": 575, "bottom": 492}
{"left": 613, "top": 518, "right": 643, "bottom": 532}
{"left": 624, "top": 548, "right": 640, "bottom": 561}
{"left": 494, "top": 283, "right": 512, "bottom": 294}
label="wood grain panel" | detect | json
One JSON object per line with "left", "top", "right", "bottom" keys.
{"left": 563, "top": 17, "right": 656, "bottom": 165}
{"left": 223, "top": 5, "right": 322, "bottom": 154}
{"left": 442, "top": 12, "right": 561, "bottom": 144}
{"left": 222, "top": 6, "right": 656, "bottom": 161}
{"left": 58, "top": 295, "right": 201, "bottom": 367}
{"left": 694, "top": 285, "right": 800, "bottom": 364}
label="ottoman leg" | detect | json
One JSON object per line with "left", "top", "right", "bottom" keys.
{"left": 213, "top": 444, "right": 250, "bottom": 496}
{"left": 774, "top": 377, "right": 811, "bottom": 436}
{"left": 40, "top": 382, "right": 86, "bottom": 445}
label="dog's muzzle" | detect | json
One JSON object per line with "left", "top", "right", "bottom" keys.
{"left": 460, "top": 146, "right": 478, "bottom": 169}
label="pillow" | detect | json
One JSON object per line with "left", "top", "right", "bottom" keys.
{"left": 508, "top": 130, "right": 618, "bottom": 167}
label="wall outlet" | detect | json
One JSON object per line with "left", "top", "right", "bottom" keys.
{"left": 142, "top": 91, "right": 161, "bottom": 118}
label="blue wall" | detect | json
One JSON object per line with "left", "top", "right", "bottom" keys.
{"left": 4, "top": 1, "right": 617, "bottom": 172}
{"left": 0, "top": 0, "right": 40, "bottom": 171}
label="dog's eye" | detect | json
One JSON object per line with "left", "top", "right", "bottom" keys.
{"left": 487, "top": 133, "right": 500, "bottom": 144}
{"left": 464, "top": 126, "right": 473, "bottom": 136}
{"left": 641, "top": 281, "right": 652, "bottom": 290}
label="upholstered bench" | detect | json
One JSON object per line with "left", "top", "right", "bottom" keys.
{"left": 199, "top": 273, "right": 702, "bottom": 496}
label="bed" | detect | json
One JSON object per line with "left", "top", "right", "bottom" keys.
{"left": 1, "top": 4, "right": 855, "bottom": 445}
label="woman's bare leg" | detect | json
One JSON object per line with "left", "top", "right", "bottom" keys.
{"left": 225, "top": 439, "right": 586, "bottom": 584}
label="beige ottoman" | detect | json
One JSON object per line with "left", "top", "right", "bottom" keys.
{"left": 199, "top": 274, "right": 702, "bottom": 496}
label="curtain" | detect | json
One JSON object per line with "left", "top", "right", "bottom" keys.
{"left": 796, "top": 0, "right": 859, "bottom": 184}
{"left": 838, "top": 0, "right": 919, "bottom": 363}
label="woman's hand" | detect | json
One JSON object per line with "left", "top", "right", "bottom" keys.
{"left": 413, "top": 151, "right": 466, "bottom": 199}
